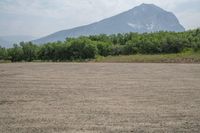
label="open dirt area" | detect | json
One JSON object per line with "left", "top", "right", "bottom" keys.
{"left": 0, "top": 63, "right": 200, "bottom": 133}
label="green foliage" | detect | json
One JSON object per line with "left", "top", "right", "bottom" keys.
{"left": 161, "top": 36, "right": 183, "bottom": 53}
{"left": 8, "top": 44, "right": 23, "bottom": 62}
{"left": 123, "top": 41, "right": 138, "bottom": 55}
{"left": 109, "top": 45, "right": 124, "bottom": 55}
{"left": 89, "top": 34, "right": 111, "bottom": 43}
{"left": 96, "top": 42, "right": 111, "bottom": 56}
{"left": 38, "top": 42, "right": 68, "bottom": 61}
{"left": 2, "top": 29, "right": 200, "bottom": 62}
{"left": 0, "top": 46, "right": 8, "bottom": 60}
{"left": 20, "top": 42, "right": 38, "bottom": 61}
{"left": 67, "top": 37, "right": 98, "bottom": 60}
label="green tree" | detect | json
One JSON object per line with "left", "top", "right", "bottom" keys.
{"left": 20, "top": 42, "right": 38, "bottom": 61}
{"left": 96, "top": 42, "right": 111, "bottom": 56}
{"left": 0, "top": 46, "right": 8, "bottom": 60}
{"left": 123, "top": 41, "right": 138, "bottom": 55}
{"left": 109, "top": 45, "right": 124, "bottom": 55}
{"left": 8, "top": 44, "right": 23, "bottom": 62}
{"left": 67, "top": 37, "right": 98, "bottom": 60}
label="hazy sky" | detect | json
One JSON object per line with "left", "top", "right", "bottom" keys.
{"left": 0, "top": 0, "right": 200, "bottom": 37}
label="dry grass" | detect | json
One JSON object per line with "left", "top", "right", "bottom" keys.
{"left": 95, "top": 53, "right": 200, "bottom": 63}
{"left": 0, "top": 63, "right": 200, "bottom": 133}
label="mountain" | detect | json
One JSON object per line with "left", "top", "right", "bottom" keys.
{"left": 0, "top": 35, "right": 36, "bottom": 48}
{"left": 1, "top": 35, "right": 36, "bottom": 44}
{"left": 0, "top": 38, "right": 11, "bottom": 48}
{"left": 33, "top": 3, "right": 185, "bottom": 44}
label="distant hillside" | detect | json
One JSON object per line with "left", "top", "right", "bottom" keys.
{"left": 33, "top": 3, "right": 185, "bottom": 44}
{"left": 0, "top": 35, "right": 36, "bottom": 48}
{"left": 0, "top": 38, "right": 11, "bottom": 48}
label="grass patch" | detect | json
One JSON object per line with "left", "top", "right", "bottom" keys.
{"left": 95, "top": 52, "right": 200, "bottom": 63}
{"left": 0, "top": 60, "right": 12, "bottom": 63}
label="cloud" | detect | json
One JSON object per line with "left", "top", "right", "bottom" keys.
{"left": 0, "top": 0, "right": 199, "bottom": 37}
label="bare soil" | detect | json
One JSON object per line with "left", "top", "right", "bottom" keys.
{"left": 0, "top": 63, "right": 200, "bottom": 133}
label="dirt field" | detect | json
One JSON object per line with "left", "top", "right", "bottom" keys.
{"left": 0, "top": 63, "right": 200, "bottom": 133}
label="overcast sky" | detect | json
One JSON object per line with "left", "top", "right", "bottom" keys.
{"left": 0, "top": 0, "right": 200, "bottom": 37}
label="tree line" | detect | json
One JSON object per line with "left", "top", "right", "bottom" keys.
{"left": 0, "top": 29, "right": 200, "bottom": 62}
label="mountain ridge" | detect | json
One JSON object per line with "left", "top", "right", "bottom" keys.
{"left": 33, "top": 3, "right": 185, "bottom": 44}
{"left": 0, "top": 38, "right": 10, "bottom": 48}
{"left": 0, "top": 35, "right": 36, "bottom": 48}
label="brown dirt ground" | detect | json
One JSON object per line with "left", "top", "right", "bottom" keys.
{"left": 0, "top": 63, "right": 200, "bottom": 133}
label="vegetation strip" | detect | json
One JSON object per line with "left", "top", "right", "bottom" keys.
{"left": 0, "top": 29, "right": 200, "bottom": 62}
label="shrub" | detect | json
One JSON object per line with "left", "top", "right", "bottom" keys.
{"left": 0, "top": 46, "right": 8, "bottom": 60}
{"left": 8, "top": 44, "right": 23, "bottom": 62}
{"left": 96, "top": 42, "right": 111, "bottom": 56}
{"left": 67, "top": 38, "right": 98, "bottom": 60}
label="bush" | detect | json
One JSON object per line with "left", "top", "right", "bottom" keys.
{"left": 67, "top": 38, "right": 98, "bottom": 60}
{"left": 0, "top": 46, "right": 8, "bottom": 60}
{"left": 8, "top": 44, "right": 23, "bottom": 62}
{"left": 162, "top": 37, "right": 184, "bottom": 53}
{"left": 109, "top": 45, "right": 124, "bottom": 55}
{"left": 38, "top": 42, "right": 70, "bottom": 61}
{"left": 96, "top": 42, "right": 111, "bottom": 56}
{"left": 20, "top": 42, "right": 38, "bottom": 61}
{"left": 123, "top": 41, "right": 138, "bottom": 55}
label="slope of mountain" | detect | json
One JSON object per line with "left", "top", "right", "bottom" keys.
{"left": 1, "top": 35, "right": 36, "bottom": 43}
{"left": 33, "top": 3, "right": 185, "bottom": 44}
{"left": 0, "top": 35, "right": 36, "bottom": 48}
{"left": 0, "top": 38, "right": 11, "bottom": 48}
